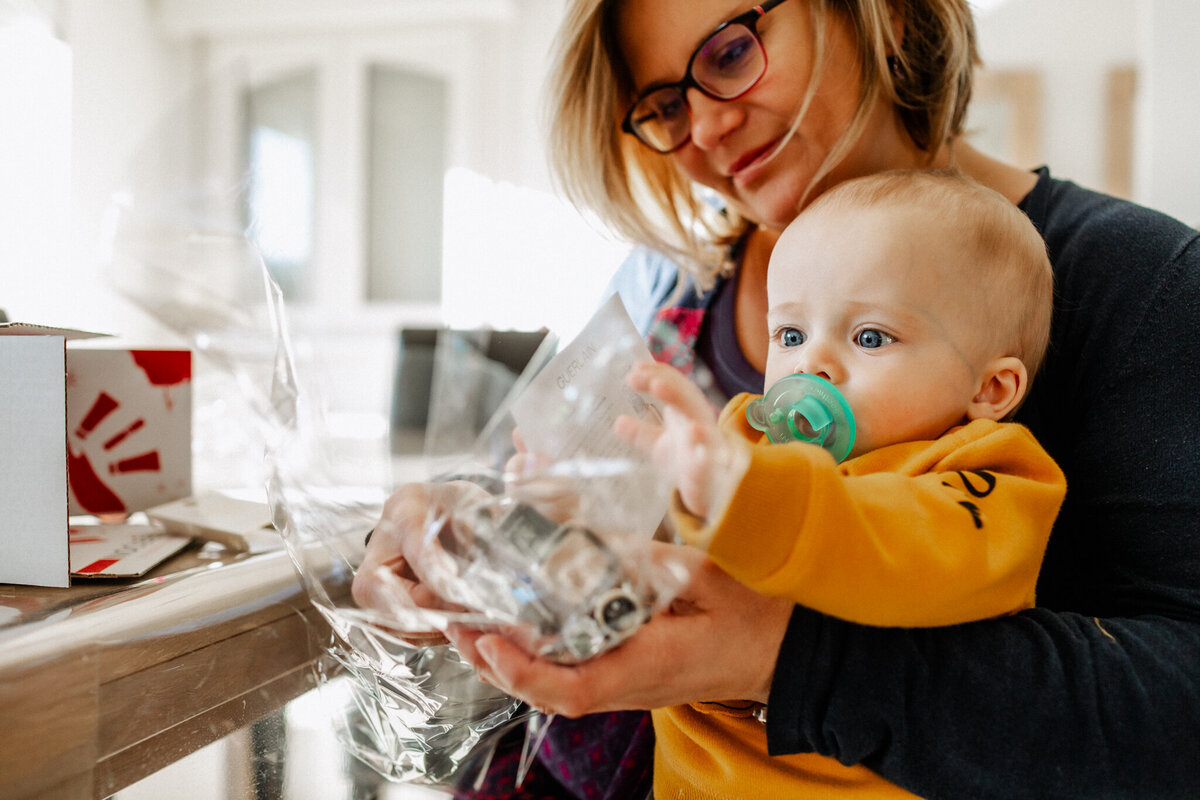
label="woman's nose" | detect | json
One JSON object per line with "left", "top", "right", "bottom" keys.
{"left": 686, "top": 89, "right": 743, "bottom": 150}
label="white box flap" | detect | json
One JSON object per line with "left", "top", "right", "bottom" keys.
{"left": 0, "top": 322, "right": 108, "bottom": 341}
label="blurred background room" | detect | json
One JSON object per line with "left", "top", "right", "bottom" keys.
{"left": 2, "top": 1, "right": 1198, "bottom": 798}
{"left": 3, "top": 0, "right": 1200, "bottom": 483}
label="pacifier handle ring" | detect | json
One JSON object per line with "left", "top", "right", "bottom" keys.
{"left": 786, "top": 408, "right": 819, "bottom": 443}
{"left": 784, "top": 397, "right": 832, "bottom": 444}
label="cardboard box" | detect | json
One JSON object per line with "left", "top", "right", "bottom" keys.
{"left": 68, "top": 522, "right": 192, "bottom": 578}
{"left": 0, "top": 323, "right": 192, "bottom": 587}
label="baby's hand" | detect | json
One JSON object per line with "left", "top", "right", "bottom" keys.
{"left": 614, "top": 361, "right": 724, "bottom": 519}
{"left": 502, "top": 428, "right": 580, "bottom": 523}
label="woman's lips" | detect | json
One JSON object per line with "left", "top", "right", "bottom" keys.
{"left": 729, "top": 139, "right": 781, "bottom": 184}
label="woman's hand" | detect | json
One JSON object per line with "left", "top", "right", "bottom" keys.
{"left": 351, "top": 480, "right": 486, "bottom": 643}
{"left": 445, "top": 542, "right": 793, "bottom": 717}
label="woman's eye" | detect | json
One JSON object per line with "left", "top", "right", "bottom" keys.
{"left": 856, "top": 329, "right": 895, "bottom": 349}
{"left": 780, "top": 328, "right": 805, "bottom": 347}
{"left": 654, "top": 93, "right": 686, "bottom": 121}
{"left": 711, "top": 36, "right": 754, "bottom": 73}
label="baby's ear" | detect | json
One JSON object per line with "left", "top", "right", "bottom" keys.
{"left": 967, "top": 356, "right": 1028, "bottom": 421}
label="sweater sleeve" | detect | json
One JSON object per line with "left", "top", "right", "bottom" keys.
{"left": 684, "top": 418, "right": 1064, "bottom": 627}
{"left": 767, "top": 608, "right": 1200, "bottom": 798}
{"left": 765, "top": 204, "right": 1200, "bottom": 797}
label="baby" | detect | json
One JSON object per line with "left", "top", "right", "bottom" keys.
{"left": 616, "top": 168, "right": 1066, "bottom": 798}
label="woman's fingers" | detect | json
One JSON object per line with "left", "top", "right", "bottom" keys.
{"left": 351, "top": 555, "right": 466, "bottom": 646}
{"left": 451, "top": 545, "right": 792, "bottom": 716}
{"left": 352, "top": 480, "right": 491, "bottom": 645}
{"left": 354, "top": 481, "right": 792, "bottom": 721}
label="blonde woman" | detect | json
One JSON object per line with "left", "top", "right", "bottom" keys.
{"left": 356, "top": 1, "right": 1200, "bottom": 797}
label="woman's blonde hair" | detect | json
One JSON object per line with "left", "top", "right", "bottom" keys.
{"left": 545, "top": 0, "right": 980, "bottom": 287}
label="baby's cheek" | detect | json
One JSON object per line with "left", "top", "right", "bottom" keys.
{"left": 854, "top": 404, "right": 926, "bottom": 453}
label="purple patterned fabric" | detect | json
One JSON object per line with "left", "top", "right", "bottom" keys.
{"left": 451, "top": 725, "right": 569, "bottom": 799}
{"left": 538, "top": 712, "right": 655, "bottom": 799}
{"left": 454, "top": 713, "right": 653, "bottom": 800}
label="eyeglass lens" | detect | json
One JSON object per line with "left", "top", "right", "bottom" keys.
{"left": 628, "top": 22, "right": 767, "bottom": 152}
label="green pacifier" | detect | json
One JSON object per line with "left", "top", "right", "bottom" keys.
{"left": 745, "top": 373, "right": 856, "bottom": 462}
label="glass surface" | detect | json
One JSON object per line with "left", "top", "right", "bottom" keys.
{"left": 366, "top": 65, "right": 447, "bottom": 304}
{"left": 244, "top": 69, "right": 318, "bottom": 301}
{"left": 107, "top": 679, "right": 454, "bottom": 800}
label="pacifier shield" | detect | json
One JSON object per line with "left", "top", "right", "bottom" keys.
{"left": 746, "top": 373, "right": 856, "bottom": 462}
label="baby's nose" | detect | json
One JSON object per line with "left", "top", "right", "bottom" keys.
{"left": 795, "top": 366, "right": 833, "bottom": 383}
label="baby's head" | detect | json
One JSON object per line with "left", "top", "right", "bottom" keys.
{"left": 765, "top": 169, "right": 1052, "bottom": 456}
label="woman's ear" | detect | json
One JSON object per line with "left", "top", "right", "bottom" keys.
{"left": 967, "top": 356, "right": 1028, "bottom": 421}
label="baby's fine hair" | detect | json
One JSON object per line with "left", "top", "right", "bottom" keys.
{"left": 808, "top": 169, "right": 1054, "bottom": 377}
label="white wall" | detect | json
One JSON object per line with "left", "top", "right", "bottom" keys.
{"left": 59, "top": 0, "right": 195, "bottom": 336}
{"left": 973, "top": 0, "right": 1200, "bottom": 225}
{"left": 469, "top": 0, "right": 561, "bottom": 194}
{"left": 972, "top": 0, "right": 1138, "bottom": 191}
{"left": 0, "top": 8, "right": 70, "bottom": 328}
{"left": 15, "top": 0, "right": 572, "bottom": 343}
{"left": 1135, "top": 0, "right": 1200, "bottom": 226}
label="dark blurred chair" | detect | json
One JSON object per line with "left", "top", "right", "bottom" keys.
{"left": 390, "top": 327, "right": 550, "bottom": 455}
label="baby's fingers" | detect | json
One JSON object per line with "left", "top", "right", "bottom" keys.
{"left": 628, "top": 362, "right": 714, "bottom": 424}
{"left": 614, "top": 412, "right": 662, "bottom": 453}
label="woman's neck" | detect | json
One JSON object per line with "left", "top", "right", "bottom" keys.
{"left": 945, "top": 140, "right": 1039, "bottom": 204}
{"left": 733, "top": 225, "right": 778, "bottom": 374}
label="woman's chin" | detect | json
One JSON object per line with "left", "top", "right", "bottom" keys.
{"left": 728, "top": 174, "right": 811, "bottom": 228}
{"left": 744, "top": 195, "right": 805, "bottom": 230}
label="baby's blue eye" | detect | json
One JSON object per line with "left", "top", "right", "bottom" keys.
{"left": 856, "top": 329, "right": 894, "bottom": 349}
{"left": 780, "top": 328, "right": 805, "bottom": 347}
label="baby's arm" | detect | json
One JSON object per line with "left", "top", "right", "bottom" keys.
{"left": 697, "top": 420, "right": 1066, "bottom": 625}
{"left": 614, "top": 361, "right": 746, "bottom": 523}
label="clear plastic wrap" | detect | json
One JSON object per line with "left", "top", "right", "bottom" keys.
{"left": 102, "top": 112, "right": 687, "bottom": 789}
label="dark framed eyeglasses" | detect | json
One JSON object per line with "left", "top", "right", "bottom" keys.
{"left": 620, "top": 0, "right": 792, "bottom": 153}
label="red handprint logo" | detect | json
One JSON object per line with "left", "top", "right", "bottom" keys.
{"left": 68, "top": 390, "right": 163, "bottom": 514}
{"left": 65, "top": 349, "right": 191, "bottom": 516}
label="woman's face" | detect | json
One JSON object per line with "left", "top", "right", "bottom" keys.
{"left": 615, "top": 0, "right": 919, "bottom": 229}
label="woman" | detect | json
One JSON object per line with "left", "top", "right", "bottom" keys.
{"left": 356, "top": 0, "right": 1200, "bottom": 796}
